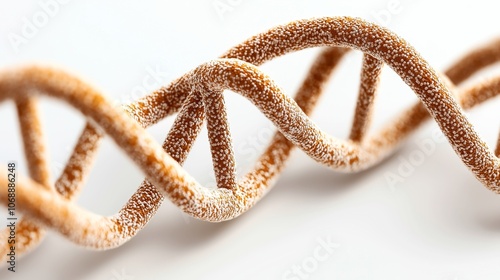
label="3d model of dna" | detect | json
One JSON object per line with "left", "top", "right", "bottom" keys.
{"left": 0, "top": 17, "right": 499, "bottom": 263}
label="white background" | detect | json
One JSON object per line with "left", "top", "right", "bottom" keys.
{"left": 1, "top": 0, "right": 500, "bottom": 279}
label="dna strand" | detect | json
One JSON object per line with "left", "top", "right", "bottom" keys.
{"left": 0, "top": 17, "right": 499, "bottom": 262}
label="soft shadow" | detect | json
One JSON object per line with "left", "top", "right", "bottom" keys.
{"left": 272, "top": 150, "right": 398, "bottom": 196}
{"left": 9, "top": 149, "right": 403, "bottom": 280}
{"left": 53, "top": 210, "right": 237, "bottom": 280}
{"left": 139, "top": 211, "right": 236, "bottom": 251}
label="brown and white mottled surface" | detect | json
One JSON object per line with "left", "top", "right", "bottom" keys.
{"left": 0, "top": 17, "right": 499, "bottom": 266}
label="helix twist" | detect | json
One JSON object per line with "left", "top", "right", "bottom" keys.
{"left": 0, "top": 17, "right": 499, "bottom": 262}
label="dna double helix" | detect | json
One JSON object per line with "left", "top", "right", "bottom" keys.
{"left": 0, "top": 17, "right": 499, "bottom": 262}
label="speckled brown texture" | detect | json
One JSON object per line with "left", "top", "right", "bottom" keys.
{"left": 349, "top": 54, "right": 383, "bottom": 143}
{"left": 0, "top": 17, "right": 499, "bottom": 260}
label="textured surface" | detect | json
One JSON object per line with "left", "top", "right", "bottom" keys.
{"left": 0, "top": 16, "right": 499, "bottom": 263}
